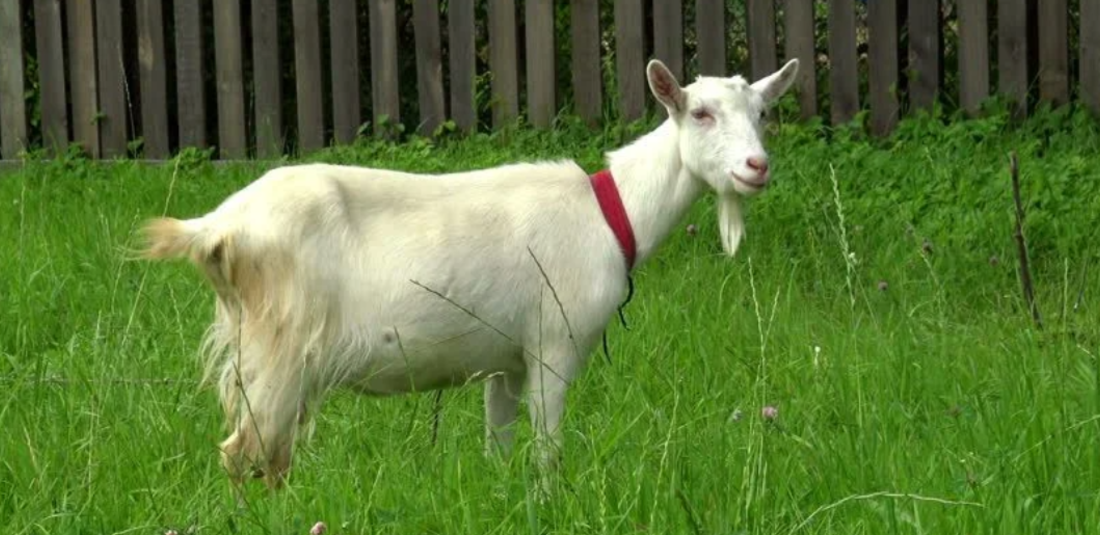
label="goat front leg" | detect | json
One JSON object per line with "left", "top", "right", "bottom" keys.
{"left": 524, "top": 347, "right": 578, "bottom": 478}
{"left": 484, "top": 370, "right": 526, "bottom": 458}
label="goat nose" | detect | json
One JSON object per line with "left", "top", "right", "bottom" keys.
{"left": 747, "top": 156, "right": 769, "bottom": 174}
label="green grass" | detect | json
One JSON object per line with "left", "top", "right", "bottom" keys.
{"left": 2, "top": 108, "right": 1100, "bottom": 534}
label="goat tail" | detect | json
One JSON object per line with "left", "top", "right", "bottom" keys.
{"left": 139, "top": 215, "right": 243, "bottom": 386}
{"left": 139, "top": 216, "right": 218, "bottom": 262}
{"left": 138, "top": 215, "right": 239, "bottom": 301}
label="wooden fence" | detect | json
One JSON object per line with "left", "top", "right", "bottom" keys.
{"left": 0, "top": 1, "right": 1097, "bottom": 161}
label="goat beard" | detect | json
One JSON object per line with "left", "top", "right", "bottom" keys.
{"left": 717, "top": 193, "right": 745, "bottom": 257}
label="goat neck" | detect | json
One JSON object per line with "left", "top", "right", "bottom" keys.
{"left": 605, "top": 119, "right": 703, "bottom": 267}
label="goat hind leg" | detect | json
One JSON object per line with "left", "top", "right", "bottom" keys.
{"left": 218, "top": 360, "right": 309, "bottom": 490}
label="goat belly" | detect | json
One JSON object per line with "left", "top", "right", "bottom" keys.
{"left": 344, "top": 321, "right": 526, "bottom": 395}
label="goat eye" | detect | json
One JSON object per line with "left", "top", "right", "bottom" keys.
{"left": 691, "top": 109, "right": 712, "bottom": 122}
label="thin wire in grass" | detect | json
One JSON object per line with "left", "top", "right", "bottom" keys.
{"left": 408, "top": 279, "right": 570, "bottom": 386}
{"left": 409, "top": 271, "right": 576, "bottom": 495}
{"left": 788, "top": 491, "right": 985, "bottom": 534}
{"left": 1008, "top": 411, "right": 1100, "bottom": 466}
{"left": 0, "top": 376, "right": 197, "bottom": 385}
{"left": 430, "top": 389, "right": 444, "bottom": 446}
{"left": 526, "top": 246, "right": 582, "bottom": 364}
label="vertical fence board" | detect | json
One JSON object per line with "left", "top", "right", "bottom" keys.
{"left": 828, "top": 0, "right": 859, "bottom": 124}
{"left": 570, "top": 0, "right": 602, "bottom": 125}
{"left": 414, "top": 0, "right": 446, "bottom": 133}
{"left": 96, "top": 0, "right": 127, "bottom": 157}
{"left": 34, "top": 0, "right": 68, "bottom": 152}
{"left": 526, "top": 0, "right": 555, "bottom": 127}
{"left": 1038, "top": 0, "right": 1069, "bottom": 105}
{"left": 908, "top": 0, "right": 941, "bottom": 111}
{"left": 330, "top": 0, "right": 361, "bottom": 143}
{"left": 369, "top": 0, "right": 400, "bottom": 134}
{"left": 252, "top": 0, "right": 282, "bottom": 156}
{"left": 66, "top": 0, "right": 99, "bottom": 157}
{"left": 615, "top": 0, "right": 645, "bottom": 121}
{"left": 696, "top": 0, "right": 725, "bottom": 76}
{"left": 488, "top": 0, "right": 519, "bottom": 127}
{"left": 998, "top": 0, "right": 1029, "bottom": 118}
{"left": 448, "top": 0, "right": 476, "bottom": 132}
{"left": 747, "top": 0, "right": 777, "bottom": 81}
{"left": 784, "top": 0, "right": 817, "bottom": 118}
{"left": 213, "top": 1, "right": 246, "bottom": 157}
{"left": 1084, "top": 0, "right": 1100, "bottom": 115}
{"left": 174, "top": 0, "right": 206, "bottom": 148}
{"left": 12, "top": 0, "right": 1094, "bottom": 160}
{"left": 211, "top": 1, "right": 244, "bottom": 156}
{"left": 653, "top": 0, "right": 683, "bottom": 81}
{"left": 868, "top": 0, "right": 898, "bottom": 135}
{"left": 957, "top": 0, "right": 990, "bottom": 115}
{"left": 137, "top": 0, "right": 169, "bottom": 157}
{"left": 292, "top": 0, "right": 324, "bottom": 151}
{"left": 0, "top": 0, "right": 26, "bottom": 158}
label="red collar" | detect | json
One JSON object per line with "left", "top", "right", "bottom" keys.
{"left": 589, "top": 169, "right": 637, "bottom": 271}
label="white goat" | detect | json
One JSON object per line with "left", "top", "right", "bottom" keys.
{"left": 140, "top": 58, "right": 799, "bottom": 489}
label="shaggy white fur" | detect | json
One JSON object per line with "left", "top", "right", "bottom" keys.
{"left": 140, "top": 57, "right": 799, "bottom": 490}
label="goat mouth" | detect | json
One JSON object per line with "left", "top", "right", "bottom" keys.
{"left": 732, "top": 174, "right": 767, "bottom": 191}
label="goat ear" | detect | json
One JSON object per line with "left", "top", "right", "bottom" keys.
{"left": 750, "top": 58, "right": 800, "bottom": 105}
{"left": 647, "top": 59, "right": 685, "bottom": 113}
{"left": 717, "top": 193, "right": 745, "bottom": 257}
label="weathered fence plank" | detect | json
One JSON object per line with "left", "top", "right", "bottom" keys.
{"left": 998, "top": 0, "right": 1029, "bottom": 119}
{"left": 1084, "top": 0, "right": 1100, "bottom": 116}
{"left": 828, "top": 0, "right": 859, "bottom": 125}
{"left": 488, "top": 0, "right": 519, "bottom": 127}
{"left": 0, "top": 0, "right": 27, "bottom": 158}
{"left": 570, "top": 0, "right": 602, "bottom": 125}
{"left": 868, "top": 0, "right": 898, "bottom": 135}
{"left": 908, "top": 0, "right": 941, "bottom": 111}
{"left": 213, "top": 0, "right": 247, "bottom": 158}
{"left": 747, "top": 0, "right": 777, "bottom": 82}
{"left": 784, "top": 0, "right": 817, "bottom": 118}
{"left": 615, "top": 0, "right": 645, "bottom": 121}
{"left": 448, "top": 0, "right": 476, "bottom": 132}
{"left": 330, "top": 0, "right": 362, "bottom": 143}
{"left": 957, "top": 0, "right": 990, "bottom": 115}
{"left": 137, "top": 0, "right": 170, "bottom": 158}
{"left": 526, "top": 0, "right": 556, "bottom": 128}
{"left": 369, "top": 0, "right": 401, "bottom": 134}
{"left": 66, "top": 0, "right": 99, "bottom": 157}
{"left": 174, "top": 0, "right": 207, "bottom": 149}
{"left": 414, "top": 0, "right": 446, "bottom": 134}
{"left": 292, "top": 0, "right": 324, "bottom": 152}
{"left": 9, "top": 0, "right": 1099, "bottom": 161}
{"left": 696, "top": 0, "right": 725, "bottom": 76}
{"left": 653, "top": 0, "right": 683, "bottom": 81}
{"left": 252, "top": 0, "right": 283, "bottom": 157}
{"left": 1038, "top": 0, "right": 1069, "bottom": 105}
{"left": 97, "top": 0, "right": 127, "bottom": 157}
{"left": 34, "top": 0, "right": 68, "bottom": 152}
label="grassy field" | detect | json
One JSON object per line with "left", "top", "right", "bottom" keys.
{"left": 2, "top": 108, "right": 1100, "bottom": 534}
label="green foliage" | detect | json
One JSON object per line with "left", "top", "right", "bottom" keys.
{"left": 1, "top": 108, "right": 1100, "bottom": 534}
